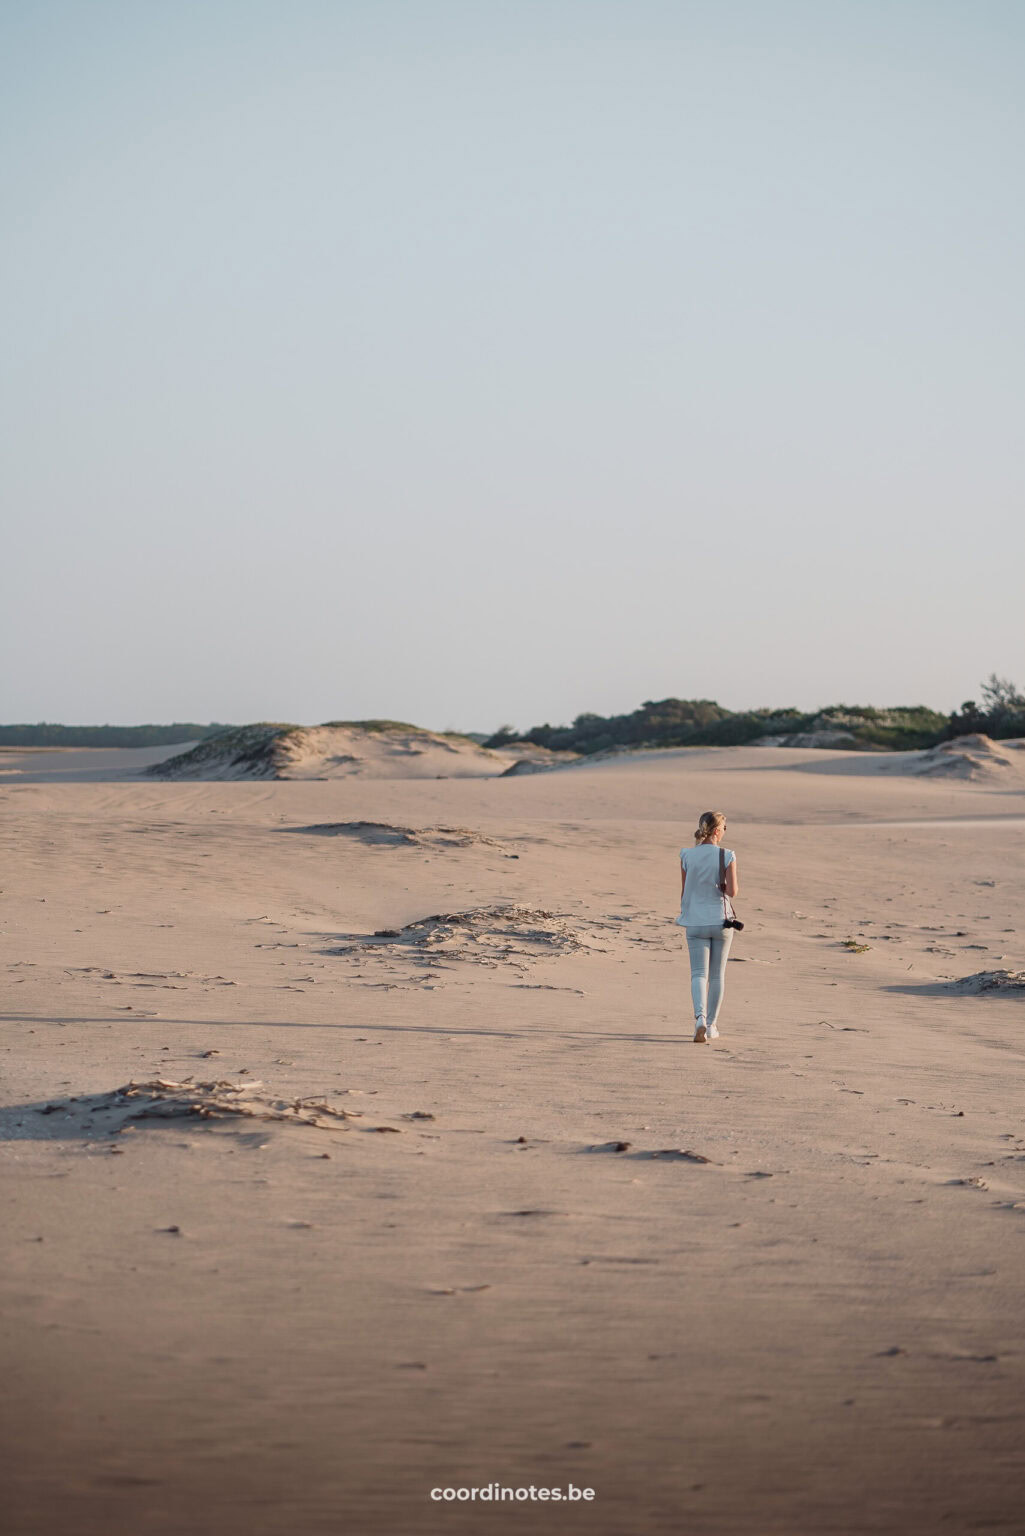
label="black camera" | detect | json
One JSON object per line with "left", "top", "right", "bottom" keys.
{"left": 723, "top": 917, "right": 745, "bottom": 931}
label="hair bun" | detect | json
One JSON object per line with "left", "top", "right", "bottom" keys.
{"left": 694, "top": 810, "right": 726, "bottom": 843}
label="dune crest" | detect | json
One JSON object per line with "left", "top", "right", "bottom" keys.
{"left": 146, "top": 722, "right": 533, "bottom": 780}
{"left": 911, "top": 733, "right": 1023, "bottom": 780}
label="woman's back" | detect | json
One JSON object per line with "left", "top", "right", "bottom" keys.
{"left": 678, "top": 842, "right": 734, "bottom": 927}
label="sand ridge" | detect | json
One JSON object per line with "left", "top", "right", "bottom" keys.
{"left": 145, "top": 723, "right": 556, "bottom": 781}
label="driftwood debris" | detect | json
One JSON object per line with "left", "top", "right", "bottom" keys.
{"left": 101, "top": 1079, "right": 359, "bottom": 1131}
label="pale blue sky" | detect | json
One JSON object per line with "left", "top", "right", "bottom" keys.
{"left": 3, "top": 1, "right": 1022, "bottom": 731}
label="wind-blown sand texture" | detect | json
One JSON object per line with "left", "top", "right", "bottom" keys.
{"left": 2, "top": 739, "right": 1025, "bottom": 1536}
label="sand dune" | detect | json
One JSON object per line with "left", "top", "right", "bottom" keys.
{"left": 911, "top": 732, "right": 1024, "bottom": 779}
{"left": 5, "top": 730, "right": 1023, "bottom": 798}
{"left": 2, "top": 744, "right": 1025, "bottom": 1535}
{"left": 146, "top": 723, "right": 553, "bottom": 781}
{"left": 508, "top": 732, "right": 1025, "bottom": 786}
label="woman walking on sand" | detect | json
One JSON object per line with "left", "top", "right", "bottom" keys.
{"left": 677, "top": 811, "right": 739, "bottom": 1043}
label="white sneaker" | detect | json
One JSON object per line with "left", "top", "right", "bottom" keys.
{"left": 707, "top": 1024, "right": 720, "bottom": 1040}
{"left": 693, "top": 1022, "right": 707, "bottom": 1043}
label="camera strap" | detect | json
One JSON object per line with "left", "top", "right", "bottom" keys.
{"left": 719, "top": 846, "right": 736, "bottom": 925}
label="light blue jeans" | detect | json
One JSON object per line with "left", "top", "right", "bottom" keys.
{"left": 685, "top": 922, "right": 733, "bottom": 1025}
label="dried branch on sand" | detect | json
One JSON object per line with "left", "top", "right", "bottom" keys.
{"left": 101, "top": 1079, "right": 359, "bottom": 1130}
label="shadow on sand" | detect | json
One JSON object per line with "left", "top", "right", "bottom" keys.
{"left": 883, "top": 981, "right": 1025, "bottom": 999}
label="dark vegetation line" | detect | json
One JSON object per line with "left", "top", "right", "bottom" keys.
{"left": 1, "top": 677, "right": 1021, "bottom": 753}
{"left": 483, "top": 675, "right": 1025, "bottom": 756}
{"left": 0, "top": 718, "right": 475, "bottom": 750}
{"left": 0, "top": 722, "right": 234, "bottom": 749}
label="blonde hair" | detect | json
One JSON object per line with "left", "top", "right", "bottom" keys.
{"left": 694, "top": 810, "right": 726, "bottom": 844}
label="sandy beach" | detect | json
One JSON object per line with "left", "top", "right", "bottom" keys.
{"left": 3, "top": 739, "right": 1024, "bottom": 1535}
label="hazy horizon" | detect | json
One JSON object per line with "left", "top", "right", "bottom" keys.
{"left": 3, "top": 1, "right": 1023, "bottom": 733}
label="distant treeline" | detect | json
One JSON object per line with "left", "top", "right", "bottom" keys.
{"left": 485, "top": 676, "right": 1025, "bottom": 756}
{"left": 0, "top": 723, "right": 233, "bottom": 748}
{"left": 5, "top": 675, "right": 1023, "bottom": 755}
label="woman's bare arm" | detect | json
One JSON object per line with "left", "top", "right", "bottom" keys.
{"left": 725, "top": 857, "right": 739, "bottom": 898}
{"left": 680, "top": 862, "right": 686, "bottom": 900}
